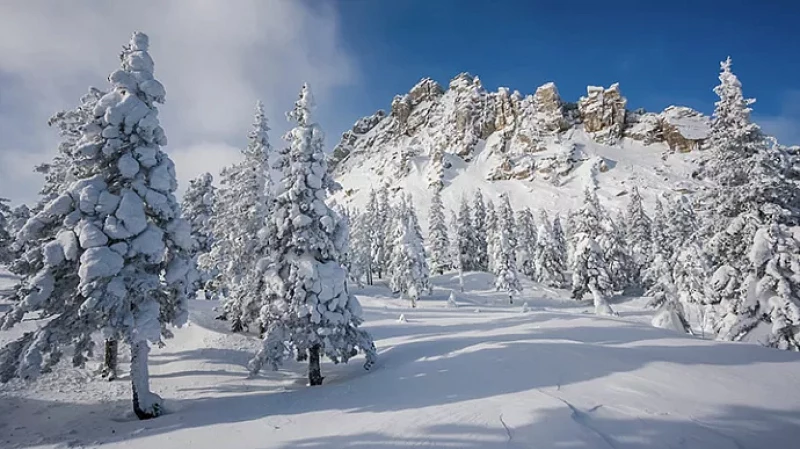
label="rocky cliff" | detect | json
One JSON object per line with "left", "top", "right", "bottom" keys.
{"left": 329, "top": 73, "right": 710, "bottom": 188}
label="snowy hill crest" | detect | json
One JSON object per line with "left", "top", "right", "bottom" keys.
{"left": 329, "top": 73, "right": 710, "bottom": 220}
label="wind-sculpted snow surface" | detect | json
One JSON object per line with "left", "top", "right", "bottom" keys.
{"left": 2, "top": 272, "right": 800, "bottom": 448}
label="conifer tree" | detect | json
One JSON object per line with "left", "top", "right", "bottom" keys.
{"left": 570, "top": 188, "right": 614, "bottom": 314}
{"left": 598, "top": 212, "right": 634, "bottom": 292}
{"left": 641, "top": 198, "right": 667, "bottom": 289}
{"left": 625, "top": 187, "right": 652, "bottom": 284}
{"left": 718, "top": 221, "right": 800, "bottom": 349}
{"left": 389, "top": 195, "right": 431, "bottom": 307}
{"left": 37, "top": 87, "right": 107, "bottom": 206}
{"left": 428, "top": 187, "right": 450, "bottom": 275}
{"left": 515, "top": 208, "right": 538, "bottom": 279}
{"left": 181, "top": 172, "right": 216, "bottom": 298}
{"left": 0, "top": 33, "right": 194, "bottom": 419}
{"left": 536, "top": 212, "right": 567, "bottom": 288}
{"left": 485, "top": 199, "right": 498, "bottom": 272}
{"left": 0, "top": 199, "right": 12, "bottom": 264}
{"left": 472, "top": 190, "right": 488, "bottom": 270}
{"left": 249, "top": 84, "right": 376, "bottom": 385}
{"left": 445, "top": 209, "right": 464, "bottom": 291}
{"left": 552, "top": 214, "right": 567, "bottom": 268}
{"left": 492, "top": 194, "right": 521, "bottom": 303}
{"left": 456, "top": 197, "right": 476, "bottom": 272}
{"left": 371, "top": 185, "right": 391, "bottom": 278}
{"left": 202, "top": 101, "right": 273, "bottom": 332}
{"left": 349, "top": 208, "right": 373, "bottom": 286}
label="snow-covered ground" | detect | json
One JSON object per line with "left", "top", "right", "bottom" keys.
{"left": 2, "top": 269, "right": 800, "bottom": 448}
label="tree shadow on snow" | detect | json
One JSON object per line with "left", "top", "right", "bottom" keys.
{"left": 268, "top": 403, "right": 800, "bottom": 449}
{"left": 3, "top": 313, "right": 800, "bottom": 448}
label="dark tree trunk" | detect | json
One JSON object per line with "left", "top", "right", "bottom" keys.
{"left": 101, "top": 339, "right": 118, "bottom": 381}
{"left": 308, "top": 345, "right": 324, "bottom": 386}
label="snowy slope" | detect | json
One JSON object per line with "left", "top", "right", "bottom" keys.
{"left": 3, "top": 270, "right": 800, "bottom": 449}
{"left": 332, "top": 128, "right": 702, "bottom": 232}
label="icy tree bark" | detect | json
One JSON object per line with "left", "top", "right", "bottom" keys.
{"left": 130, "top": 342, "right": 162, "bottom": 420}
{"left": 101, "top": 339, "right": 118, "bottom": 381}
{"left": 308, "top": 345, "right": 324, "bottom": 386}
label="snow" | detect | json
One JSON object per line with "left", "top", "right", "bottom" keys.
{"left": 663, "top": 106, "right": 711, "bottom": 140}
{"left": 2, "top": 269, "right": 800, "bottom": 448}
{"left": 331, "top": 128, "right": 702, "bottom": 235}
{"left": 78, "top": 247, "right": 124, "bottom": 282}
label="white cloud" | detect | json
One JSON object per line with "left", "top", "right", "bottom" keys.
{"left": 0, "top": 0, "right": 358, "bottom": 205}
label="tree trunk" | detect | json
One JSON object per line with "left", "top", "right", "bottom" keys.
{"left": 308, "top": 345, "right": 324, "bottom": 386}
{"left": 130, "top": 341, "right": 163, "bottom": 420}
{"left": 101, "top": 339, "right": 118, "bottom": 381}
{"left": 509, "top": 295, "right": 514, "bottom": 305}
{"left": 231, "top": 316, "right": 244, "bottom": 333}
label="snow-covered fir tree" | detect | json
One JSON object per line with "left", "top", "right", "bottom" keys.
{"left": 0, "top": 33, "right": 194, "bottom": 419}
{"left": 697, "top": 59, "right": 800, "bottom": 346}
{"left": 371, "top": 185, "right": 391, "bottom": 278}
{"left": 645, "top": 195, "right": 701, "bottom": 332}
{"left": 492, "top": 194, "right": 521, "bottom": 303}
{"left": 181, "top": 172, "right": 216, "bottom": 298}
{"left": 456, "top": 196, "right": 477, "bottom": 271}
{"left": 718, "top": 221, "right": 800, "bottom": 350}
{"left": 472, "top": 189, "right": 488, "bottom": 271}
{"left": 570, "top": 188, "right": 614, "bottom": 315}
{"left": 641, "top": 197, "right": 667, "bottom": 289}
{"left": 644, "top": 197, "right": 692, "bottom": 332}
{"left": 598, "top": 212, "right": 634, "bottom": 292}
{"left": 348, "top": 208, "right": 373, "bottom": 286}
{"left": 0, "top": 199, "right": 12, "bottom": 264}
{"left": 485, "top": 199, "right": 498, "bottom": 272}
{"left": 8, "top": 204, "right": 31, "bottom": 237}
{"left": 625, "top": 186, "right": 652, "bottom": 284}
{"left": 36, "top": 87, "right": 107, "bottom": 206}
{"left": 535, "top": 211, "right": 567, "bottom": 288}
{"left": 552, "top": 214, "right": 567, "bottom": 268}
{"left": 515, "top": 208, "right": 537, "bottom": 279}
{"left": 248, "top": 84, "right": 376, "bottom": 385}
{"left": 389, "top": 195, "right": 431, "bottom": 307}
{"left": 448, "top": 209, "right": 465, "bottom": 291}
{"left": 428, "top": 187, "right": 450, "bottom": 275}
{"left": 201, "top": 101, "right": 273, "bottom": 332}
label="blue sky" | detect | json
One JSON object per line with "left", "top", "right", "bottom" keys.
{"left": 329, "top": 0, "right": 800, "bottom": 144}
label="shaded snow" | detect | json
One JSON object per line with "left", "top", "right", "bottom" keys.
{"left": 2, "top": 269, "right": 800, "bottom": 448}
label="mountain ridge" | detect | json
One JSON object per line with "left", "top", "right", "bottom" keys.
{"left": 328, "top": 73, "right": 709, "bottom": 226}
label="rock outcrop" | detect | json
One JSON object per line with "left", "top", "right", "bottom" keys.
{"left": 329, "top": 72, "right": 710, "bottom": 185}
{"left": 578, "top": 84, "right": 627, "bottom": 144}
{"left": 660, "top": 106, "right": 710, "bottom": 152}
{"left": 624, "top": 106, "right": 709, "bottom": 152}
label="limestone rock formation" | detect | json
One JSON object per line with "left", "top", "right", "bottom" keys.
{"left": 328, "top": 72, "right": 711, "bottom": 187}
{"left": 578, "top": 84, "right": 627, "bottom": 144}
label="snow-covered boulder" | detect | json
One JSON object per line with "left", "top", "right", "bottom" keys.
{"left": 660, "top": 106, "right": 710, "bottom": 152}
